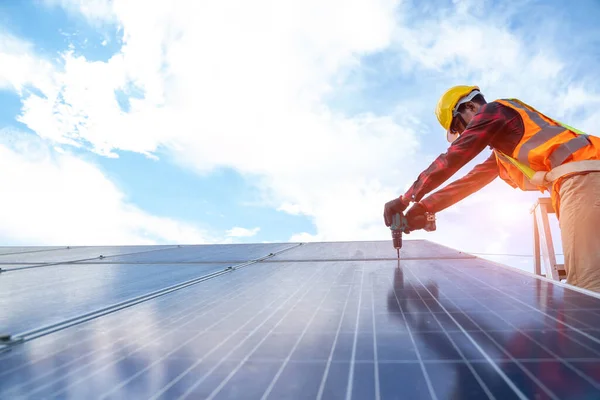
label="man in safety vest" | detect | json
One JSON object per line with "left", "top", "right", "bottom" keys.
{"left": 383, "top": 85, "right": 600, "bottom": 293}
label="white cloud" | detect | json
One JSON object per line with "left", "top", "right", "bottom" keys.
{"left": 0, "top": 130, "right": 211, "bottom": 245}
{"left": 0, "top": 33, "right": 56, "bottom": 95}
{"left": 226, "top": 227, "right": 260, "bottom": 238}
{"left": 289, "top": 232, "right": 321, "bottom": 243}
{"left": 3, "top": 0, "right": 600, "bottom": 273}
{"left": 43, "top": 0, "right": 116, "bottom": 24}
{"left": 277, "top": 203, "right": 305, "bottom": 216}
{"left": 15, "top": 0, "right": 419, "bottom": 244}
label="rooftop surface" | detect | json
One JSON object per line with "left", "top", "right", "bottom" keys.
{"left": 1, "top": 240, "right": 600, "bottom": 399}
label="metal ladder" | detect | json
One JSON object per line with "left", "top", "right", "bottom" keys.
{"left": 531, "top": 197, "right": 566, "bottom": 281}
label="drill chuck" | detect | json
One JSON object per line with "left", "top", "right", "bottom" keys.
{"left": 392, "top": 229, "right": 402, "bottom": 249}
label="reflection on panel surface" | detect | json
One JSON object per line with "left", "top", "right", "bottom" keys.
{"left": 1, "top": 241, "right": 599, "bottom": 399}
{"left": 0, "top": 263, "right": 231, "bottom": 334}
{"left": 268, "top": 240, "right": 472, "bottom": 261}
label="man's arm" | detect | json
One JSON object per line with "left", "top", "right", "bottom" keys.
{"left": 419, "top": 153, "right": 498, "bottom": 213}
{"left": 401, "top": 101, "right": 508, "bottom": 204}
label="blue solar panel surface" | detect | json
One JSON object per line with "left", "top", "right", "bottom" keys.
{"left": 0, "top": 246, "right": 67, "bottom": 255}
{"left": 85, "top": 243, "right": 299, "bottom": 264}
{"left": 268, "top": 240, "right": 472, "bottom": 261}
{"left": 1, "top": 240, "right": 600, "bottom": 399}
{"left": 0, "top": 245, "right": 177, "bottom": 265}
{"left": 0, "top": 263, "right": 234, "bottom": 333}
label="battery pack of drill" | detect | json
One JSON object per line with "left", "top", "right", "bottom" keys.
{"left": 390, "top": 212, "right": 436, "bottom": 258}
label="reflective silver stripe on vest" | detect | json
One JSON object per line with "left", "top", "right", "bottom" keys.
{"left": 494, "top": 150, "right": 540, "bottom": 191}
{"left": 503, "top": 99, "right": 566, "bottom": 165}
{"left": 549, "top": 134, "right": 591, "bottom": 168}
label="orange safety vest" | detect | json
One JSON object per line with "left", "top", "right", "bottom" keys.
{"left": 491, "top": 98, "right": 600, "bottom": 215}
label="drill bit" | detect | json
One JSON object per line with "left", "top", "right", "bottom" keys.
{"left": 391, "top": 214, "right": 403, "bottom": 261}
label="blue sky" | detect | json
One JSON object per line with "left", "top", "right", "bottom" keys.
{"left": 0, "top": 0, "right": 599, "bottom": 272}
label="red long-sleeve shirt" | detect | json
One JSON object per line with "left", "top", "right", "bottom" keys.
{"left": 403, "top": 101, "right": 525, "bottom": 213}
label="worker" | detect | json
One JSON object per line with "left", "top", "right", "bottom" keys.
{"left": 383, "top": 85, "right": 600, "bottom": 293}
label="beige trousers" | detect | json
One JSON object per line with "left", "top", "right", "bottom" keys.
{"left": 558, "top": 172, "right": 600, "bottom": 293}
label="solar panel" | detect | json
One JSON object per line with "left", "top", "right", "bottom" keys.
{"left": 0, "top": 246, "right": 67, "bottom": 256}
{"left": 85, "top": 243, "right": 299, "bottom": 264}
{"left": 267, "top": 240, "right": 473, "bottom": 261}
{"left": 0, "top": 245, "right": 177, "bottom": 265}
{"left": 1, "top": 240, "right": 599, "bottom": 399}
{"left": 0, "top": 263, "right": 236, "bottom": 334}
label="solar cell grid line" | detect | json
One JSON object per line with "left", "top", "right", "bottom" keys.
{"left": 251, "top": 264, "right": 349, "bottom": 400}
{"left": 2, "top": 272, "right": 90, "bottom": 297}
{"left": 23, "top": 263, "right": 314, "bottom": 399}
{"left": 1, "top": 270, "right": 259, "bottom": 398}
{"left": 0, "top": 264, "right": 264, "bottom": 299}
{"left": 7, "top": 265, "right": 240, "bottom": 344}
{"left": 6, "top": 246, "right": 302, "bottom": 342}
{"left": 403, "top": 265, "right": 553, "bottom": 400}
{"left": 2, "top": 260, "right": 295, "bottom": 395}
{"left": 1, "top": 246, "right": 179, "bottom": 271}
{"left": 501, "top": 290, "right": 600, "bottom": 333}
{"left": 74, "top": 247, "right": 196, "bottom": 264}
{"left": 386, "top": 268, "right": 438, "bottom": 400}
{"left": 0, "top": 246, "right": 69, "bottom": 257}
{"left": 370, "top": 271, "right": 381, "bottom": 400}
{"left": 477, "top": 263, "right": 600, "bottom": 305}
{"left": 398, "top": 268, "right": 507, "bottom": 400}
{"left": 1, "top": 243, "right": 293, "bottom": 271}
{"left": 146, "top": 263, "right": 331, "bottom": 400}
{"left": 4, "top": 257, "right": 108, "bottom": 272}
{"left": 316, "top": 268, "right": 356, "bottom": 400}
{"left": 442, "top": 272, "right": 600, "bottom": 358}
{"left": 557, "top": 310, "right": 600, "bottom": 330}
{"left": 0, "top": 245, "right": 181, "bottom": 266}
{"left": 473, "top": 262, "right": 600, "bottom": 310}
{"left": 96, "top": 263, "right": 325, "bottom": 399}
{"left": 441, "top": 278, "right": 600, "bottom": 391}
{"left": 345, "top": 267, "right": 365, "bottom": 400}
{"left": 2, "top": 263, "right": 223, "bottom": 299}
{"left": 445, "top": 263, "right": 600, "bottom": 348}
{"left": 0, "top": 265, "right": 253, "bottom": 377}
{"left": 260, "top": 256, "right": 477, "bottom": 262}
{"left": 2, "top": 266, "right": 110, "bottom": 296}
{"left": 0, "top": 257, "right": 292, "bottom": 368}
{"left": 436, "top": 267, "right": 600, "bottom": 388}
{"left": 86, "top": 243, "right": 301, "bottom": 265}
{"left": 177, "top": 264, "right": 345, "bottom": 400}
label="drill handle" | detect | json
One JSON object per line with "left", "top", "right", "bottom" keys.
{"left": 390, "top": 212, "right": 408, "bottom": 231}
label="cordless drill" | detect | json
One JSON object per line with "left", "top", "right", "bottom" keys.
{"left": 390, "top": 212, "right": 437, "bottom": 259}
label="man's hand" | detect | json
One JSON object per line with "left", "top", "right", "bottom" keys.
{"left": 383, "top": 196, "right": 409, "bottom": 227}
{"left": 405, "top": 202, "right": 428, "bottom": 232}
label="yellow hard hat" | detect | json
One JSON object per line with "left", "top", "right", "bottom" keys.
{"left": 435, "top": 85, "right": 481, "bottom": 142}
